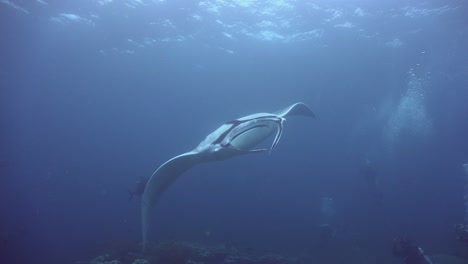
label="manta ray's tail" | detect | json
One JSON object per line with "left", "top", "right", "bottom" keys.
{"left": 275, "top": 102, "right": 315, "bottom": 118}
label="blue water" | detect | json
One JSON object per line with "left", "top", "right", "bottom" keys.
{"left": 1, "top": 0, "right": 468, "bottom": 263}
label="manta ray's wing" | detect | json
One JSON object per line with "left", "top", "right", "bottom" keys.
{"left": 142, "top": 151, "right": 201, "bottom": 248}
{"left": 275, "top": 102, "right": 315, "bottom": 118}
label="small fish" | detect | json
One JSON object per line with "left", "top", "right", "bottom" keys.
{"left": 128, "top": 177, "right": 148, "bottom": 201}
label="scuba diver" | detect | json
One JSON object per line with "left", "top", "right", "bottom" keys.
{"left": 392, "top": 237, "right": 433, "bottom": 264}
{"left": 454, "top": 223, "right": 468, "bottom": 244}
{"left": 359, "top": 159, "right": 383, "bottom": 206}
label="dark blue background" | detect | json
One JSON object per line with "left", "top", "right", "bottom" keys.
{"left": 1, "top": 0, "right": 468, "bottom": 263}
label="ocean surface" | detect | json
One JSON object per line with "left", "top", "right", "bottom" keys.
{"left": 1, "top": 0, "right": 468, "bottom": 263}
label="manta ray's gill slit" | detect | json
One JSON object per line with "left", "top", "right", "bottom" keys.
{"left": 270, "top": 120, "right": 284, "bottom": 151}
{"left": 212, "top": 120, "right": 242, "bottom": 145}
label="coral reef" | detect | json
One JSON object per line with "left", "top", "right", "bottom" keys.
{"left": 79, "top": 240, "right": 468, "bottom": 264}
{"left": 132, "top": 259, "right": 150, "bottom": 264}
{"left": 89, "top": 254, "right": 121, "bottom": 264}
{"left": 79, "top": 241, "right": 303, "bottom": 264}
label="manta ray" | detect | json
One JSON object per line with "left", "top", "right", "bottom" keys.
{"left": 142, "top": 102, "right": 315, "bottom": 248}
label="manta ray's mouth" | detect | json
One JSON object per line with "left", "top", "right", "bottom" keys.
{"left": 225, "top": 117, "right": 284, "bottom": 154}
{"left": 224, "top": 124, "right": 270, "bottom": 148}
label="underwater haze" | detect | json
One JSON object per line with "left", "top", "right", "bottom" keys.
{"left": 1, "top": 0, "right": 468, "bottom": 263}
